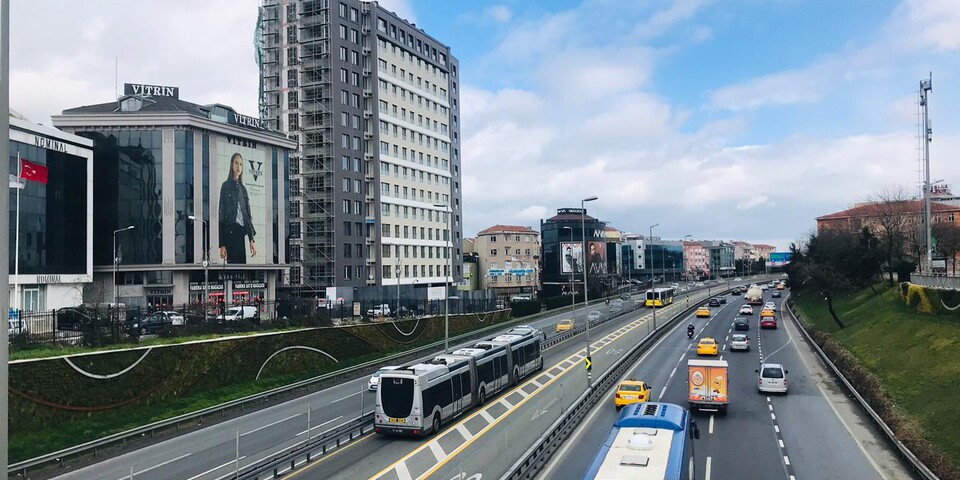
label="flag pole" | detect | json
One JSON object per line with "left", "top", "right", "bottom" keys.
{"left": 14, "top": 150, "right": 20, "bottom": 312}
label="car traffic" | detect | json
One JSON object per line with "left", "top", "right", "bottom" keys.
{"left": 614, "top": 379, "right": 651, "bottom": 410}
{"left": 697, "top": 337, "right": 718, "bottom": 356}
{"left": 555, "top": 319, "right": 575, "bottom": 333}
{"left": 757, "top": 363, "right": 788, "bottom": 393}
{"left": 696, "top": 306, "right": 711, "bottom": 318}
{"left": 730, "top": 334, "right": 750, "bottom": 351}
{"left": 739, "top": 305, "right": 754, "bottom": 315}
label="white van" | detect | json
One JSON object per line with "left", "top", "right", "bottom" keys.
{"left": 218, "top": 305, "right": 259, "bottom": 322}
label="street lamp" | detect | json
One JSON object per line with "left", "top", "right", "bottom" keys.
{"left": 113, "top": 225, "right": 135, "bottom": 305}
{"left": 396, "top": 257, "right": 402, "bottom": 319}
{"left": 434, "top": 203, "right": 452, "bottom": 353}
{"left": 188, "top": 215, "right": 210, "bottom": 312}
{"left": 649, "top": 223, "right": 660, "bottom": 330}
{"left": 581, "top": 195, "right": 598, "bottom": 389}
{"left": 562, "top": 226, "right": 575, "bottom": 313}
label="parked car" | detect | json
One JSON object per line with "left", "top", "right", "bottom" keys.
{"left": 730, "top": 333, "right": 750, "bottom": 351}
{"left": 614, "top": 379, "right": 652, "bottom": 410}
{"left": 697, "top": 337, "right": 718, "bottom": 356}
{"left": 734, "top": 317, "right": 750, "bottom": 331}
{"left": 133, "top": 311, "right": 176, "bottom": 335}
{"left": 368, "top": 366, "right": 400, "bottom": 390}
{"left": 757, "top": 363, "right": 789, "bottom": 393}
{"left": 218, "top": 305, "right": 259, "bottom": 322}
{"left": 620, "top": 293, "right": 631, "bottom": 300}
{"left": 366, "top": 304, "right": 392, "bottom": 317}
{"left": 161, "top": 311, "right": 186, "bottom": 326}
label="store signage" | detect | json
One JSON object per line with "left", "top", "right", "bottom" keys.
{"left": 228, "top": 112, "right": 267, "bottom": 130}
{"left": 234, "top": 281, "right": 267, "bottom": 289}
{"left": 124, "top": 83, "right": 179, "bottom": 98}
{"left": 146, "top": 287, "right": 173, "bottom": 295}
{"left": 189, "top": 283, "right": 225, "bottom": 291}
{"left": 36, "top": 274, "right": 62, "bottom": 284}
{"left": 34, "top": 136, "right": 67, "bottom": 153}
{"left": 557, "top": 208, "right": 585, "bottom": 215}
{"left": 226, "top": 135, "right": 258, "bottom": 149}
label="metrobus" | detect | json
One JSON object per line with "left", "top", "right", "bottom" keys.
{"left": 374, "top": 327, "right": 543, "bottom": 436}
{"left": 645, "top": 287, "right": 676, "bottom": 307}
{"left": 581, "top": 402, "right": 700, "bottom": 480}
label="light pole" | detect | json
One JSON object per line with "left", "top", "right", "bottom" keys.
{"left": 581, "top": 195, "right": 598, "bottom": 389}
{"left": 113, "top": 225, "right": 135, "bottom": 305}
{"left": 649, "top": 223, "right": 659, "bottom": 329}
{"left": 562, "top": 226, "right": 575, "bottom": 313}
{"left": 396, "top": 257, "right": 402, "bottom": 319}
{"left": 188, "top": 215, "right": 210, "bottom": 312}
{"left": 434, "top": 203, "right": 452, "bottom": 353}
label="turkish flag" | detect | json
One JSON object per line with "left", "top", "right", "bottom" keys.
{"left": 20, "top": 158, "right": 48, "bottom": 184}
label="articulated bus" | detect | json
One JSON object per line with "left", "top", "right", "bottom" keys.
{"left": 582, "top": 402, "right": 700, "bottom": 480}
{"left": 375, "top": 327, "right": 543, "bottom": 436}
{"left": 645, "top": 287, "right": 676, "bottom": 307}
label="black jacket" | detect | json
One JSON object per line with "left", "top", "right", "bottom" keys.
{"left": 218, "top": 179, "right": 256, "bottom": 245}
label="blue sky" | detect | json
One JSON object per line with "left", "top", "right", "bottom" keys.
{"left": 11, "top": 0, "right": 960, "bottom": 250}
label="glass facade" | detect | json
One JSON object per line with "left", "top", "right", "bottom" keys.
{"left": 82, "top": 130, "right": 164, "bottom": 266}
{"left": 175, "top": 130, "right": 195, "bottom": 263}
{"left": 7, "top": 140, "right": 88, "bottom": 274}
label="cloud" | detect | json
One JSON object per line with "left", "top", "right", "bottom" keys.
{"left": 629, "top": 0, "right": 715, "bottom": 40}
{"left": 708, "top": 64, "right": 832, "bottom": 111}
{"left": 889, "top": 0, "right": 960, "bottom": 52}
{"left": 516, "top": 205, "right": 548, "bottom": 221}
{"left": 485, "top": 5, "right": 513, "bottom": 24}
{"left": 737, "top": 195, "right": 769, "bottom": 210}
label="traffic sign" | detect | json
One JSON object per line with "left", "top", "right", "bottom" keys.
{"left": 585, "top": 356, "right": 593, "bottom": 372}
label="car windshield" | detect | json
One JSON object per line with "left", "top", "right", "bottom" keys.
{"left": 733, "top": 335, "right": 747, "bottom": 341}
{"left": 762, "top": 367, "right": 784, "bottom": 378}
{"left": 700, "top": 339, "right": 715, "bottom": 345}
{"left": 619, "top": 384, "right": 642, "bottom": 392}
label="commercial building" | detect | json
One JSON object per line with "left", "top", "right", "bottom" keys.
{"left": 256, "top": 0, "right": 463, "bottom": 301}
{"left": 701, "top": 240, "right": 735, "bottom": 278}
{"left": 540, "top": 208, "right": 607, "bottom": 298}
{"left": 684, "top": 241, "right": 709, "bottom": 280}
{"left": 619, "top": 234, "right": 684, "bottom": 284}
{"left": 53, "top": 84, "right": 297, "bottom": 308}
{"left": 474, "top": 225, "right": 539, "bottom": 301}
{"left": 7, "top": 110, "right": 94, "bottom": 311}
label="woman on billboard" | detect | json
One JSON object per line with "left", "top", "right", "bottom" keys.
{"left": 219, "top": 152, "right": 256, "bottom": 264}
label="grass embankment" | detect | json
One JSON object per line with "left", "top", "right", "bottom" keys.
{"left": 792, "top": 286, "right": 960, "bottom": 475}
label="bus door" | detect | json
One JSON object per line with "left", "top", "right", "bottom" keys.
{"left": 451, "top": 373, "right": 465, "bottom": 416}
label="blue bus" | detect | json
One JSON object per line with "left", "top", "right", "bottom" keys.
{"left": 582, "top": 402, "right": 699, "bottom": 480}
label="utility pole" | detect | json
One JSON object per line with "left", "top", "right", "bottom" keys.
{"left": 920, "top": 73, "right": 933, "bottom": 273}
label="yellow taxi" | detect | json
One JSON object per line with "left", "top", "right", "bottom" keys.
{"left": 614, "top": 379, "right": 651, "bottom": 410}
{"left": 696, "top": 306, "right": 711, "bottom": 318}
{"left": 697, "top": 337, "right": 719, "bottom": 356}
{"left": 555, "top": 319, "right": 575, "bottom": 333}
{"left": 760, "top": 308, "right": 776, "bottom": 318}
{"left": 776, "top": 283, "right": 785, "bottom": 290}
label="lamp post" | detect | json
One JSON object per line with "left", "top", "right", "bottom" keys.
{"left": 562, "top": 226, "right": 575, "bottom": 313}
{"left": 649, "top": 223, "right": 659, "bottom": 330}
{"left": 113, "top": 225, "right": 135, "bottom": 308}
{"left": 396, "top": 257, "right": 402, "bottom": 319}
{"left": 434, "top": 203, "right": 452, "bottom": 353}
{"left": 581, "top": 195, "right": 598, "bottom": 389}
{"left": 188, "top": 215, "right": 210, "bottom": 312}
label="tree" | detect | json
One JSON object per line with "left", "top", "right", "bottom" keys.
{"left": 932, "top": 222, "right": 960, "bottom": 274}
{"left": 870, "top": 186, "right": 913, "bottom": 284}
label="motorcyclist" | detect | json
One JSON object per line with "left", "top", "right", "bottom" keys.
{"left": 687, "top": 323, "right": 695, "bottom": 336}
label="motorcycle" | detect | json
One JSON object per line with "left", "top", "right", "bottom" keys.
{"left": 687, "top": 327, "right": 695, "bottom": 339}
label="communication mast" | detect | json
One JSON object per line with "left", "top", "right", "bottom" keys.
{"left": 919, "top": 73, "right": 933, "bottom": 273}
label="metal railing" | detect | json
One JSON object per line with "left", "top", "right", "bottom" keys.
{"left": 911, "top": 273, "right": 960, "bottom": 291}
{"left": 784, "top": 296, "right": 939, "bottom": 480}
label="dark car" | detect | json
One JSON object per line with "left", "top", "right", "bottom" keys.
{"left": 731, "top": 289, "right": 740, "bottom": 296}
{"left": 772, "top": 290, "right": 782, "bottom": 298}
{"left": 133, "top": 312, "right": 175, "bottom": 335}
{"left": 708, "top": 298, "right": 721, "bottom": 307}
{"left": 734, "top": 317, "right": 750, "bottom": 331}
{"left": 718, "top": 296, "right": 727, "bottom": 304}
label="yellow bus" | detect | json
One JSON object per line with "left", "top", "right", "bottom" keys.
{"left": 645, "top": 287, "right": 676, "bottom": 307}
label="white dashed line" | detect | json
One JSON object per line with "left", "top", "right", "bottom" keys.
{"left": 427, "top": 441, "right": 446, "bottom": 460}
{"left": 722, "top": 345, "right": 726, "bottom": 351}
{"left": 779, "top": 439, "right": 785, "bottom": 448}
{"left": 771, "top": 413, "right": 776, "bottom": 420}
{"left": 705, "top": 456, "right": 712, "bottom": 480}
{"left": 456, "top": 424, "right": 472, "bottom": 439}
{"left": 784, "top": 456, "right": 791, "bottom": 466}
{"left": 774, "top": 425, "right": 780, "bottom": 433}
{"left": 768, "top": 405, "right": 773, "bottom": 411}
{"left": 709, "top": 414, "right": 714, "bottom": 434}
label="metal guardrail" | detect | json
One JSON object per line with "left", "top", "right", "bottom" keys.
{"left": 501, "top": 288, "right": 720, "bottom": 479}
{"left": 911, "top": 273, "right": 960, "bottom": 291}
{"left": 784, "top": 296, "right": 940, "bottom": 480}
{"left": 12, "top": 276, "right": 767, "bottom": 478}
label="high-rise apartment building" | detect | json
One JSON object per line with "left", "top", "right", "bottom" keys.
{"left": 257, "top": 0, "right": 463, "bottom": 298}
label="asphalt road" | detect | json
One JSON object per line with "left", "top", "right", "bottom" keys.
{"left": 52, "top": 282, "right": 722, "bottom": 480}
{"left": 541, "top": 288, "right": 917, "bottom": 480}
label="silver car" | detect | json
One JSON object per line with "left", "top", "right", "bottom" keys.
{"left": 588, "top": 311, "right": 602, "bottom": 321}
{"left": 757, "top": 363, "right": 789, "bottom": 393}
{"left": 730, "top": 334, "right": 750, "bottom": 351}
{"left": 368, "top": 366, "right": 400, "bottom": 390}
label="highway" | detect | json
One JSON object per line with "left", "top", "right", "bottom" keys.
{"left": 51, "top": 283, "right": 720, "bottom": 480}
{"left": 541, "top": 287, "right": 916, "bottom": 480}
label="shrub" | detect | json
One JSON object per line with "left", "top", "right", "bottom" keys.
{"left": 905, "top": 284, "right": 934, "bottom": 313}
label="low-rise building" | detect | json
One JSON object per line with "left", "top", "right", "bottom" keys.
{"left": 475, "top": 225, "right": 540, "bottom": 300}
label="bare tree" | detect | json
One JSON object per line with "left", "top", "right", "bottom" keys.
{"left": 932, "top": 222, "right": 960, "bottom": 274}
{"left": 869, "top": 186, "right": 914, "bottom": 284}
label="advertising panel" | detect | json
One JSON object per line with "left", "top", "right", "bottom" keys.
{"left": 560, "top": 242, "right": 583, "bottom": 274}
{"left": 587, "top": 241, "right": 607, "bottom": 275}
{"left": 214, "top": 141, "right": 268, "bottom": 265}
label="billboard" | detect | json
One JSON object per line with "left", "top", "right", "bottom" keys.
{"left": 587, "top": 241, "right": 607, "bottom": 275}
{"left": 560, "top": 242, "right": 583, "bottom": 274}
{"left": 214, "top": 141, "right": 268, "bottom": 265}
{"left": 768, "top": 252, "right": 792, "bottom": 267}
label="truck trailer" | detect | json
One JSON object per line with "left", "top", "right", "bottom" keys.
{"left": 688, "top": 359, "right": 729, "bottom": 414}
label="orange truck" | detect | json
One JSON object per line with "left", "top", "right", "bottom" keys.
{"left": 688, "top": 359, "right": 729, "bottom": 414}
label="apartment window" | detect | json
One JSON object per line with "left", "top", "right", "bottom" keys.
{"left": 350, "top": 7, "right": 358, "bottom": 22}
{"left": 341, "top": 134, "right": 349, "bottom": 148}
{"left": 340, "top": 90, "right": 349, "bottom": 105}
{"left": 344, "top": 245, "right": 353, "bottom": 259}
{"left": 342, "top": 178, "right": 349, "bottom": 192}
{"left": 353, "top": 158, "right": 361, "bottom": 172}
{"left": 339, "top": 24, "right": 348, "bottom": 39}
{"left": 354, "top": 179, "right": 361, "bottom": 193}
{"left": 352, "top": 93, "right": 360, "bottom": 107}
{"left": 352, "top": 72, "right": 360, "bottom": 87}
{"left": 340, "top": 46, "right": 348, "bottom": 61}
{"left": 404, "top": 226, "right": 409, "bottom": 239}
{"left": 343, "top": 266, "right": 351, "bottom": 280}
{"left": 342, "top": 199, "right": 350, "bottom": 213}
{"left": 354, "top": 201, "right": 361, "bottom": 214}
{"left": 490, "top": 249, "right": 497, "bottom": 256}
{"left": 350, "top": 29, "right": 359, "bottom": 44}
{"left": 351, "top": 50, "right": 360, "bottom": 65}
{"left": 353, "top": 136, "right": 361, "bottom": 150}
{"left": 286, "top": 26, "right": 297, "bottom": 43}
{"left": 382, "top": 224, "right": 391, "bottom": 237}
{"left": 382, "top": 203, "right": 390, "bottom": 216}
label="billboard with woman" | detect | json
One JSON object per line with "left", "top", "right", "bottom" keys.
{"left": 214, "top": 142, "right": 268, "bottom": 264}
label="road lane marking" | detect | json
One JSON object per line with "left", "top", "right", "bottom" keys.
{"left": 769, "top": 405, "right": 773, "bottom": 411}
{"left": 784, "top": 455, "right": 791, "bottom": 465}
{"left": 428, "top": 440, "right": 446, "bottom": 460}
{"left": 241, "top": 413, "right": 301, "bottom": 437}
{"left": 119, "top": 452, "right": 191, "bottom": 478}
{"left": 705, "top": 456, "right": 712, "bottom": 480}
{"left": 395, "top": 461, "right": 413, "bottom": 480}
{"left": 186, "top": 458, "right": 238, "bottom": 480}
{"left": 779, "top": 439, "right": 785, "bottom": 448}
{"left": 331, "top": 390, "right": 361, "bottom": 403}
{"left": 722, "top": 344, "right": 726, "bottom": 351}
{"left": 456, "top": 424, "right": 472, "bottom": 439}
{"left": 771, "top": 413, "right": 776, "bottom": 420}
{"left": 479, "top": 410, "right": 495, "bottom": 423}
{"left": 774, "top": 425, "right": 780, "bottom": 433}
{"left": 709, "top": 415, "right": 714, "bottom": 434}
{"left": 296, "top": 415, "right": 344, "bottom": 436}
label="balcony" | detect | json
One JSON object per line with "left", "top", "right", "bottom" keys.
{"left": 363, "top": 109, "right": 373, "bottom": 118}
{"left": 365, "top": 237, "right": 376, "bottom": 245}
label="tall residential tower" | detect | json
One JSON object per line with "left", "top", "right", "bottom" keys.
{"left": 257, "top": 0, "right": 463, "bottom": 298}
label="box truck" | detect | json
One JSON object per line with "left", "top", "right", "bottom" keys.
{"left": 688, "top": 359, "right": 729, "bottom": 414}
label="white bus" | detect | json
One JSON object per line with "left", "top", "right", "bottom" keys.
{"left": 375, "top": 328, "right": 543, "bottom": 436}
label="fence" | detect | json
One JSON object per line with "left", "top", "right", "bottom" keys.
{"left": 911, "top": 273, "right": 960, "bottom": 291}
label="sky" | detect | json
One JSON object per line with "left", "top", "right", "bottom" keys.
{"left": 11, "top": 0, "right": 960, "bottom": 251}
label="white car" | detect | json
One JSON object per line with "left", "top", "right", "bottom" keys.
{"left": 763, "top": 302, "right": 777, "bottom": 312}
{"left": 695, "top": 282, "right": 705, "bottom": 287}
{"left": 368, "top": 366, "right": 400, "bottom": 390}
{"left": 588, "top": 310, "right": 602, "bottom": 321}
{"left": 730, "top": 334, "right": 750, "bottom": 351}
{"left": 367, "top": 304, "right": 392, "bottom": 316}
{"left": 739, "top": 305, "right": 754, "bottom": 315}
{"left": 757, "top": 363, "right": 789, "bottom": 393}
{"left": 162, "top": 311, "right": 186, "bottom": 326}
{"left": 734, "top": 277, "right": 742, "bottom": 281}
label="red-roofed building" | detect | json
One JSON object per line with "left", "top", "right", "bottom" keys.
{"left": 752, "top": 244, "right": 776, "bottom": 260}
{"left": 816, "top": 200, "right": 960, "bottom": 234}
{"left": 474, "top": 225, "right": 541, "bottom": 301}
